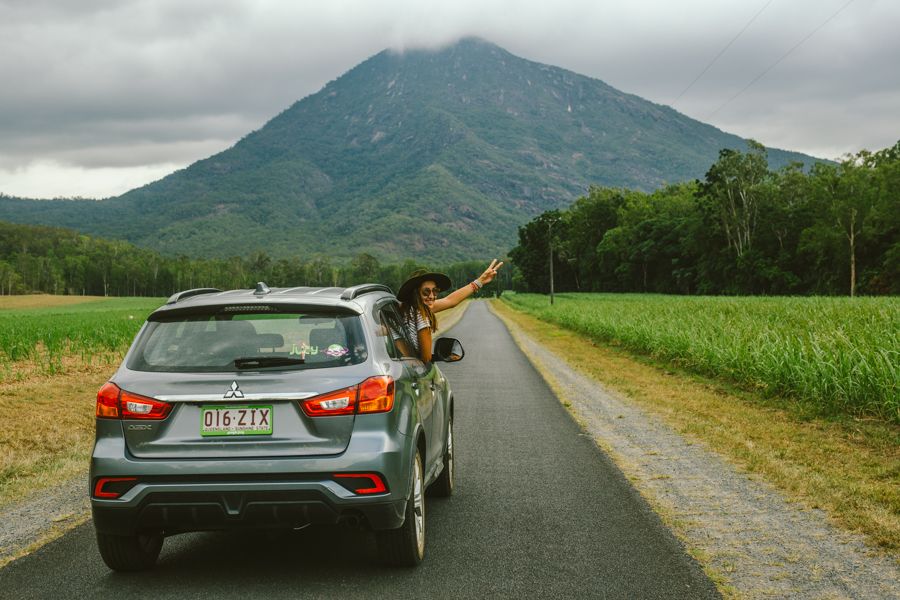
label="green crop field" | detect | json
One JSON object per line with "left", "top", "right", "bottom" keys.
{"left": 502, "top": 293, "right": 900, "bottom": 424}
{"left": 0, "top": 297, "right": 165, "bottom": 378}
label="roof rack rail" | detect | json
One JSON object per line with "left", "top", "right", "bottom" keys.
{"left": 340, "top": 283, "right": 393, "bottom": 301}
{"left": 166, "top": 287, "right": 223, "bottom": 305}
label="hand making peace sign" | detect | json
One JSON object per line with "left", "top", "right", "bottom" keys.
{"left": 477, "top": 258, "right": 504, "bottom": 286}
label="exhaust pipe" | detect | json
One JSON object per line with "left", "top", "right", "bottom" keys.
{"left": 338, "top": 514, "right": 362, "bottom": 529}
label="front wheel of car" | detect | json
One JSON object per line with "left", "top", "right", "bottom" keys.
{"left": 429, "top": 415, "right": 454, "bottom": 497}
{"left": 377, "top": 448, "right": 425, "bottom": 567}
{"left": 96, "top": 531, "right": 163, "bottom": 571}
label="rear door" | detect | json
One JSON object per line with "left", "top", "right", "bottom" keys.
{"left": 427, "top": 362, "right": 445, "bottom": 467}
{"left": 118, "top": 308, "right": 369, "bottom": 459}
{"left": 379, "top": 302, "right": 435, "bottom": 456}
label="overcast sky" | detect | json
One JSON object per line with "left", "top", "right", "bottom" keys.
{"left": 1, "top": 0, "right": 897, "bottom": 199}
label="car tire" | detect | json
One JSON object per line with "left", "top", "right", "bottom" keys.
{"left": 428, "top": 415, "right": 454, "bottom": 497}
{"left": 377, "top": 448, "right": 425, "bottom": 567}
{"left": 96, "top": 531, "right": 163, "bottom": 571}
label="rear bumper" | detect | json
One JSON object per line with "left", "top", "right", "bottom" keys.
{"left": 90, "top": 427, "right": 416, "bottom": 535}
{"left": 92, "top": 480, "right": 406, "bottom": 534}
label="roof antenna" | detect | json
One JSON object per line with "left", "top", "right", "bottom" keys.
{"left": 254, "top": 282, "right": 271, "bottom": 296}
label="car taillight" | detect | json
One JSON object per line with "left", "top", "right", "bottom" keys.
{"left": 301, "top": 385, "right": 358, "bottom": 416}
{"left": 120, "top": 390, "right": 173, "bottom": 420}
{"left": 96, "top": 382, "right": 120, "bottom": 418}
{"left": 358, "top": 376, "right": 394, "bottom": 414}
{"left": 300, "top": 376, "right": 395, "bottom": 417}
{"left": 95, "top": 382, "right": 172, "bottom": 420}
{"left": 93, "top": 477, "right": 138, "bottom": 499}
{"left": 333, "top": 473, "right": 388, "bottom": 495}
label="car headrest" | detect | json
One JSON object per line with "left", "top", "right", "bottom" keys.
{"left": 256, "top": 333, "right": 284, "bottom": 350}
{"left": 309, "top": 326, "right": 344, "bottom": 351}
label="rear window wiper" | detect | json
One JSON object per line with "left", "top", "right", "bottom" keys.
{"left": 234, "top": 356, "right": 306, "bottom": 369}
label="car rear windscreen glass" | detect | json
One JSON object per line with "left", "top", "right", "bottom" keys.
{"left": 127, "top": 311, "right": 367, "bottom": 372}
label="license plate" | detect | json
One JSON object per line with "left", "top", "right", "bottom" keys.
{"left": 201, "top": 405, "right": 273, "bottom": 436}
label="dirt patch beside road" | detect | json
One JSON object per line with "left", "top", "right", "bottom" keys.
{"left": 0, "top": 477, "right": 90, "bottom": 568}
{"left": 491, "top": 300, "right": 899, "bottom": 599}
{"left": 0, "top": 295, "right": 107, "bottom": 310}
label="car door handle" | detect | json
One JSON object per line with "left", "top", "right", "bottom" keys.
{"left": 429, "top": 382, "right": 436, "bottom": 391}
{"left": 411, "top": 382, "right": 419, "bottom": 390}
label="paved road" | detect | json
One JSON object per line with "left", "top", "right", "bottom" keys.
{"left": 0, "top": 301, "right": 718, "bottom": 599}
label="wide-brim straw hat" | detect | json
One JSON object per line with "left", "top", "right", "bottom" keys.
{"left": 398, "top": 269, "right": 452, "bottom": 303}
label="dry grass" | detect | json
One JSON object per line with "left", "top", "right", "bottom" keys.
{"left": 493, "top": 300, "right": 900, "bottom": 554}
{"left": 436, "top": 299, "right": 470, "bottom": 335}
{"left": 0, "top": 353, "right": 118, "bottom": 509}
{"left": 0, "top": 295, "right": 107, "bottom": 310}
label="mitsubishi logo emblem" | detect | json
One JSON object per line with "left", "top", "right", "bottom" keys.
{"left": 224, "top": 381, "right": 244, "bottom": 399}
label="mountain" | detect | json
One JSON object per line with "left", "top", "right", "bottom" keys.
{"left": 0, "top": 38, "right": 822, "bottom": 262}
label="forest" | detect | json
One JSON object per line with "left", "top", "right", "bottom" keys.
{"left": 2, "top": 140, "right": 896, "bottom": 298}
{"left": 0, "top": 218, "right": 498, "bottom": 298}
{"left": 511, "top": 141, "right": 899, "bottom": 295}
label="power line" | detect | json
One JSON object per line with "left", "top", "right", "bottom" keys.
{"left": 672, "top": 0, "right": 774, "bottom": 106}
{"left": 708, "top": 0, "right": 857, "bottom": 118}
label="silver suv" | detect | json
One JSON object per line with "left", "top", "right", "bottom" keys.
{"left": 90, "top": 283, "right": 462, "bottom": 570}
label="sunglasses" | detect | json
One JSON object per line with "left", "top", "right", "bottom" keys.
{"left": 420, "top": 287, "right": 441, "bottom": 297}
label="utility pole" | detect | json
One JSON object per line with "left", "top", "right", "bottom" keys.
{"left": 548, "top": 218, "right": 555, "bottom": 305}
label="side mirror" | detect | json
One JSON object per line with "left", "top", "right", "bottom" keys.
{"left": 433, "top": 337, "right": 464, "bottom": 362}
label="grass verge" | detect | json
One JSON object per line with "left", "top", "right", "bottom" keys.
{"left": 492, "top": 299, "right": 900, "bottom": 555}
{"left": 0, "top": 355, "right": 115, "bottom": 509}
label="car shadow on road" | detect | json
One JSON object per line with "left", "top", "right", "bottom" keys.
{"left": 96, "top": 498, "right": 454, "bottom": 596}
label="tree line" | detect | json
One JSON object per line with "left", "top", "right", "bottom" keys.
{"left": 3, "top": 139, "right": 896, "bottom": 299}
{"left": 510, "top": 141, "right": 899, "bottom": 296}
{"left": 0, "top": 221, "right": 509, "bottom": 298}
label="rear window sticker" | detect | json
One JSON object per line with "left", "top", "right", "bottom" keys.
{"left": 289, "top": 342, "right": 319, "bottom": 359}
{"left": 325, "top": 344, "right": 349, "bottom": 357}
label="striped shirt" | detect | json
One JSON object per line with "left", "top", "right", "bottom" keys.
{"left": 397, "top": 308, "right": 431, "bottom": 353}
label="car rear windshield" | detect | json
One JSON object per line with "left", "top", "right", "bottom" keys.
{"left": 127, "top": 310, "right": 367, "bottom": 372}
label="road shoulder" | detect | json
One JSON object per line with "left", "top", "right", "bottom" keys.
{"left": 0, "top": 475, "right": 89, "bottom": 568}
{"left": 490, "top": 299, "right": 900, "bottom": 599}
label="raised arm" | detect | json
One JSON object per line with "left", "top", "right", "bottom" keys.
{"left": 432, "top": 259, "right": 504, "bottom": 313}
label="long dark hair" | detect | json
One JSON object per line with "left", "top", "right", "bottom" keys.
{"left": 400, "top": 285, "right": 438, "bottom": 333}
